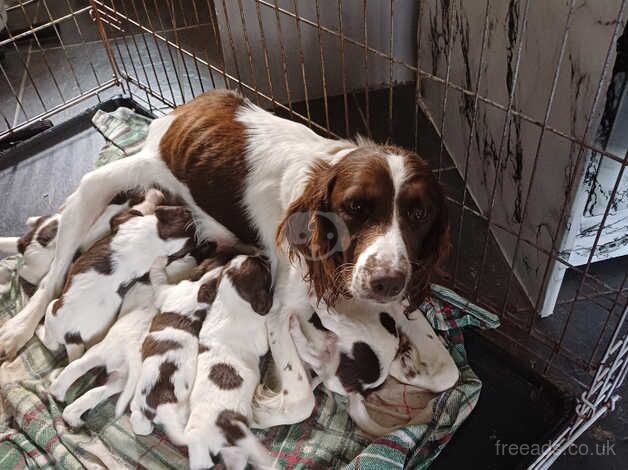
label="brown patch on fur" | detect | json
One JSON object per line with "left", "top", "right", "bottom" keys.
{"left": 142, "top": 408, "right": 156, "bottom": 421}
{"left": 141, "top": 337, "right": 182, "bottom": 359}
{"left": 209, "top": 363, "right": 243, "bottom": 390}
{"left": 17, "top": 215, "right": 50, "bottom": 253}
{"left": 154, "top": 206, "right": 195, "bottom": 240}
{"left": 36, "top": 219, "right": 58, "bottom": 247}
{"left": 215, "top": 410, "right": 248, "bottom": 445}
{"left": 198, "top": 343, "right": 210, "bottom": 354}
{"left": 146, "top": 361, "right": 177, "bottom": 408}
{"left": 64, "top": 332, "right": 83, "bottom": 344}
{"left": 68, "top": 236, "right": 114, "bottom": 276}
{"left": 379, "top": 312, "right": 397, "bottom": 337}
{"left": 19, "top": 277, "right": 37, "bottom": 298}
{"left": 396, "top": 332, "right": 418, "bottom": 378}
{"left": 225, "top": 256, "right": 273, "bottom": 315}
{"left": 149, "top": 312, "right": 203, "bottom": 337}
{"left": 197, "top": 276, "right": 220, "bottom": 305}
{"left": 160, "top": 90, "right": 258, "bottom": 245}
{"left": 109, "top": 189, "right": 145, "bottom": 206}
{"left": 308, "top": 312, "right": 327, "bottom": 331}
{"left": 337, "top": 342, "right": 381, "bottom": 393}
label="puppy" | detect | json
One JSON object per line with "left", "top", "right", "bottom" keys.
{"left": 289, "top": 297, "right": 401, "bottom": 436}
{"left": 185, "top": 254, "right": 273, "bottom": 470}
{"left": 129, "top": 255, "right": 228, "bottom": 442}
{"left": 0, "top": 189, "right": 158, "bottom": 298}
{"left": 37, "top": 199, "right": 194, "bottom": 362}
{"left": 49, "top": 278, "right": 156, "bottom": 427}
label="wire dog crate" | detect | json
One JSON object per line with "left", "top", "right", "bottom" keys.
{"left": 0, "top": 1, "right": 626, "bottom": 468}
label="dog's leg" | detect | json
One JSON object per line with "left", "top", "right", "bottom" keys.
{"left": 62, "top": 373, "right": 125, "bottom": 427}
{"left": 0, "top": 237, "right": 18, "bottom": 254}
{"left": 0, "top": 153, "right": 170, "bottom": 360}
{"left": 49, "top": 350, "right": 105, "bottom": 401}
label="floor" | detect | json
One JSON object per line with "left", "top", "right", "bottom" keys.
{"left": 0, "top": 2, "right": 626, "bottom": 469}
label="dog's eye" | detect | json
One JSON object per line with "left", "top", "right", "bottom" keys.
{"left": 345, "top": 199, "right": 369, "bottom": 217}
{"left": 408, "top": 207, "right": 429, "bottom": 222}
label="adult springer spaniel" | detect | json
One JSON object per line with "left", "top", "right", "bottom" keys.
{"left": 0, "top": 91, "right": 449, "bottom": 388}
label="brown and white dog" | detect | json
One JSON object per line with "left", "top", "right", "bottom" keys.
{"left": 0, "top": 90, "right": 450, "bottom": 424}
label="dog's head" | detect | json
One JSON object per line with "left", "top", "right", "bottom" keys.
{"left": 225, "top": 254, "right": 273, "bottom": 315}
{"left": 277, "top": 143, "right": 449, "bottom": 310}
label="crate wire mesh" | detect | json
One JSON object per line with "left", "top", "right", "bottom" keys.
{"left": 1, "top": 1, "right": 627, "bottom": 468}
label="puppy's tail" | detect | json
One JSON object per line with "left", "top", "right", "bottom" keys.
{"left": 114, "top": 356, "right": 141, "bottom": 418}
{"left": 0, "top": 237, "right": 19, "bottom": 254}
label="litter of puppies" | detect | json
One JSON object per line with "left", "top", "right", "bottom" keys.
{"left": 0, "top": 187, "right": 459, "bottom": 470}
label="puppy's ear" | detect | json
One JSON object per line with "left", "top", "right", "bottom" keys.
{"left": 276, "top": 162, "right": 338, "bottom": 304}
{"left": 26, "top": 216, "right": 42, "bottom": 227}
{"left": 405, "top": 190, "right": 450, "bottom": 311}
{"left": 227, "top": 256, "right": 274, "bottom": 315}
{"left": 155, "top": 206, "right": 195, "bottom": 239}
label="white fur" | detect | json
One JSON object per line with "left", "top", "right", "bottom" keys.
{"left": 185, "top": 255, "right": 272, "bottom": 470}
{"left": 37, "top": 203, "right": 190, "bottom": 361}
{"left": 49, "top": 281, "right": 156, "bottom": 427}
{"left": 130, "top": 258, "right": 218, "bottom": 443}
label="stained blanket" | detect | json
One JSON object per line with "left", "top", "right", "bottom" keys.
{"left": 0, "top": 107, "right": 498, "bottom": 469}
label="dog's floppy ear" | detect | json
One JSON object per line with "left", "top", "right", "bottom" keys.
{"left": 405, "top": 187, "right": 450, "bottom": 312}
{"left": 276, "top": 161, "right": 338, "bottom": 303}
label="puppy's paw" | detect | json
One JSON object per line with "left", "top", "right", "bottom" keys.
{"left": 130, "top": 410, "right": 153, "bottom": 436}
{"left": 62, "top": 404, "right": 86, "bottom": 428}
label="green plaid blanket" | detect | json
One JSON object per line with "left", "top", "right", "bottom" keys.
{"left": 0, "top": 107, "right": 496, "bottom": 469}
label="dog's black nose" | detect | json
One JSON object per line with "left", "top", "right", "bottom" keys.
{"left": 370, "top": 271, "right": 405, "bottom": 298}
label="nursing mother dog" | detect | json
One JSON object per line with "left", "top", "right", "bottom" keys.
{"left": 0, "top": 89, "right": 449, "bottom": 422}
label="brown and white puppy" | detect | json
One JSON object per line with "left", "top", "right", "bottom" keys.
{"left": 129, "top": 255, "right": 229, "bottom": 441}
{"left": 185, "top": 253, "right": 273, "bottom": 470}
{"left": 37, "top": 199, "right": 195, "bottom": 362}
{"left": 49, "top": 278, "right": 157, "bottom": 427}
{"left": 290, "top": 300, "right": 459, "bottom": 437}
{"left": 0, "top": 189, "right": 158, "bottom": 298}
